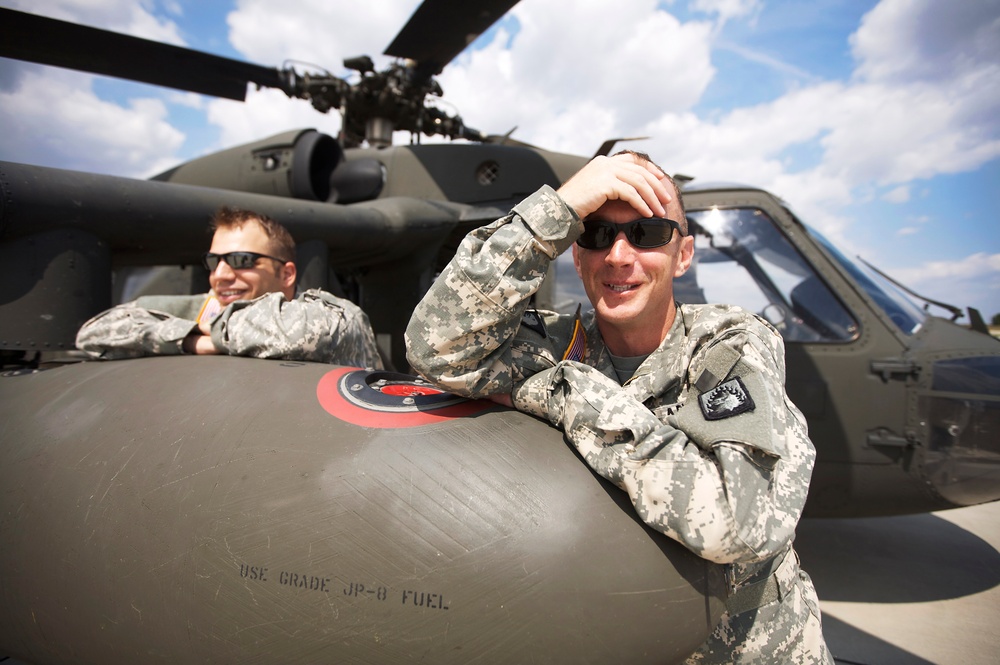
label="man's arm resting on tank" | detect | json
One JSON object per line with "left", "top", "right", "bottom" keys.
{"left": 512, "top": 350, "right": 814, "bottom": 565}
{"left": 76, "top": 302, "right": 200, "bottom": 359}
{"left": 210, "top": 289, "right": 384, "bottom": 367}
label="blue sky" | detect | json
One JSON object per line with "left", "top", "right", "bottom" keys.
{"left": 1, "top": 0, "right": 999, "bottom": 320}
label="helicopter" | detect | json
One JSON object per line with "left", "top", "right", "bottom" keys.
{"left": 1, "top": 1, "right": 998, "bottom": 663}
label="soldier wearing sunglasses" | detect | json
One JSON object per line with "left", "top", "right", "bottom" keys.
{"left": 405, "top": 152, "right": 832, "bottom": 663}
{"left": 77, "top": 207, "right": 383, "bottom": 369}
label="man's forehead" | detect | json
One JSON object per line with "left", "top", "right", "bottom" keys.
{"left": 586, "top": 199, "right": 641, "bottom": 222}
{"left": 586, "top": 196, "right": 682, "bottom": 222}
{"left": 210, "top": 222, "right": 270, "bottom": 250}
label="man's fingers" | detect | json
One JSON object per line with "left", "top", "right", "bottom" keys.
{"left": 615, "top": 167, "right": 669, "bottom": 217}
{"left": 557, "top": 155, "right": 671, "bottom": 219}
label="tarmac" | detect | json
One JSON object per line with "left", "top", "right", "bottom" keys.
{"left": 797, "top": 500, "right": 1000, "bottom": 665}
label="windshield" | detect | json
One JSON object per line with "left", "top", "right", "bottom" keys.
{"left": 806, "top": 226, "right": 927, "bottom": 335}
{"left": 553, "top": 206, "right": 860, "bottom": 343}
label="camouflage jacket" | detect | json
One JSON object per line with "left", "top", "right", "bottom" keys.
{"left": 76, "top": 288, "right": 383, "bottom": 369}
{"left": 407, "top": 186, "right": 832, "bottom": 663}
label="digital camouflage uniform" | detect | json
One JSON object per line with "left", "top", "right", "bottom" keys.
{"left": 406, "top": 186, "right": 832, "bottom": 664}
{"left": 77, "top": 288, "right": 383, "bottom": 369}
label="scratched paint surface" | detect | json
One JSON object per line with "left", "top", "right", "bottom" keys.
{"left": 0, "top": 356, "right": 723, "bottom": 664}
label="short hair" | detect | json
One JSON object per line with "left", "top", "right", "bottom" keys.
{"left": 210, "top": 207, "right": 295, "bottom": 263}
{"left": 612, "top": 149, "right": 688, "bottom": 235}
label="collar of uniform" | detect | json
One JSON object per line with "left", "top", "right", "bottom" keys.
{"left": 581, "top": 313, "right": 615, "bottom": 380}
{"left": 621, "top": 304, "right": 689, "bottom": 401}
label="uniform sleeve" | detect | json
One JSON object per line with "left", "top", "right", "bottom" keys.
{"left": 512, "top": 331, "right": 815, "bottom": 566}
{"left": 405, "top": 186, "right": 582, "bottom": 397}
{"left": 210, "top": 289, "right": 384, "bottom": 368}
{"left": 75, "top": 303, "right": 198, "bottom": 359}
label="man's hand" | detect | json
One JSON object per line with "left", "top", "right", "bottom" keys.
{"left": 182, "top": 331, "right": 220, "bottom": 355}
{"left": 556, "top": 153, "right": 672, "bottom": 220}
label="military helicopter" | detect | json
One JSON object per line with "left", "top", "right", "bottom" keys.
{"left": 1, "top": 2, "right": 998, "bottom": 663}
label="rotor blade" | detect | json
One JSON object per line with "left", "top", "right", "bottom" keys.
{"left": 384, "top": 0, "right": 520, "bottom": 78}
{"left": 0, "top": 8, "right": 288, "bottom": 101}
{"left": 593, "top": 137, "right": 651, "bottom": 158}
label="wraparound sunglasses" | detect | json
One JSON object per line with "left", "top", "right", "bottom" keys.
{"left": 202, "top": 251, "right": 288, "bottom": 271}
{"left": 576, "top": 218, "right": 684, "bottom": 250}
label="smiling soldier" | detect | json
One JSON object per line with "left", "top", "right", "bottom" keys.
{"left": 77, "top": 207, "right": 382, "bottom": 368}
{"left": 405, "top": 151, "right": 832, "bottom": 663}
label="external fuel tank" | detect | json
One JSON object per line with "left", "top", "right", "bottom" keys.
{"left": 0, "top": 356, "right": 724, "bottom": 664}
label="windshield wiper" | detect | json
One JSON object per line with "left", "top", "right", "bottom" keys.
{"left": 857, "top": 256, "right": 970, "bottom": 323}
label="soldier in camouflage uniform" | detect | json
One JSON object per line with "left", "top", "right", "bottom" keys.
{"left": 77, "top": 207, "right": 383, "bottom": 369}
{"left": 406, "top": 152, "right": 832, "bottom": 663}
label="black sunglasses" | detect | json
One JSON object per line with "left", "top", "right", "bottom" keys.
{"left": 202, "top": 251, "right": 288, "bottom": 271}
{"left": 576, "top": 218, "right": 684, "bottom": 250}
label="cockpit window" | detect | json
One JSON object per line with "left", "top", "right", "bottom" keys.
{"left": 806, "top": 226, "right": 927, "bottom": 335}
{"left": 682, "top": 207, "right": 858, "bottom": 342}
{"left": 552, "top": 206, "right": 859, "bottom": 343}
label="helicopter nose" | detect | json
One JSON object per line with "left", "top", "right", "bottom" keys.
{"left": 919, "top": 355, "right": 1000, "bottom": 506}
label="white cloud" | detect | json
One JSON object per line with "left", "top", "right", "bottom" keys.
{"left": 226, "top": 0, "right": 422, "bottom": 69}
{"left": 205, "top": 87, "right": 343, "bottom": 150}
{"left": 883, "top": 185, "right": 910, "bottom": 203}
{"left": 902, "top": 253, "right": 1000, "bottom": 280}
{"left": 851, "top": 0, "right": 1000, "bottom": 86}
{"left": 631, "top": 25, "right": 1000, "bottom": 200}
{"left": 691, "top": 0, "right": 762, "bottom": 27}
{"left": 437, "top": 0, "right": 716, "bottom": 150}
{"left": 891, "top": 253, "right": 1000, "bottom": 315}
{"left": 0, "top": 67, "right": 184, "bottom": 177}
{"left": 165, "top": 91, "right": 206, "bottom": 110}
{"left": 817, "top": 80, "right": 1000, "bottom": 186}
{"left": 5, "top": 0, "right": 187, "bottom": 44}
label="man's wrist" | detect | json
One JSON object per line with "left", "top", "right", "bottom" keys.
{"left": 181, "top": 332, "right": 198, "bottom": 354}
{"left": 182, "top": 332, "right": 221, "bottom": 355}
{"left": 513, "top": 186, "right": 583, "bottom": 256}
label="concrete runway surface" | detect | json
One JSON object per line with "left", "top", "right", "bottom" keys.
{"left": 797, "top": 500, "right": 1000, "bottom": 665}
{"left": 3, "top": 501, "right": 997, "bottom": 664}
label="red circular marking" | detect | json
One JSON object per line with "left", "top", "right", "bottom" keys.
{"left": 380, "top": 384, "right": 444, "bottom": 397}
{"left": 316, "top": 367, "right": 493, "bottom": 429}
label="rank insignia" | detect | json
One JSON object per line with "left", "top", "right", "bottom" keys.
{"left": 698, "top": 377, "right": 755, "bottom": 421}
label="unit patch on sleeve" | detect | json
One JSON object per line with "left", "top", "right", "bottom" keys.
{"left": 520, "top": 308, "right": 547, "bottom": 338}
{"left": 698, "top": 377, "right": 755, "bottom": 421}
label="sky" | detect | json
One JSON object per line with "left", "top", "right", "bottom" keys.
{"left": 1, "top": 0, "right": 999, "bottom": 320}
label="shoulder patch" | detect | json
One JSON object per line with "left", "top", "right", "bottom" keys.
{"left": 562, "top": 317, "right": 586, "bottom": 362}
{"left": 197, "top": 295, "right": 223, "bottom": 324}
{"left": 698, "top": 377, "right": 755, "bottom": 421}
{"left": 561, "top": 306, "right": 586, "bottom": 362}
